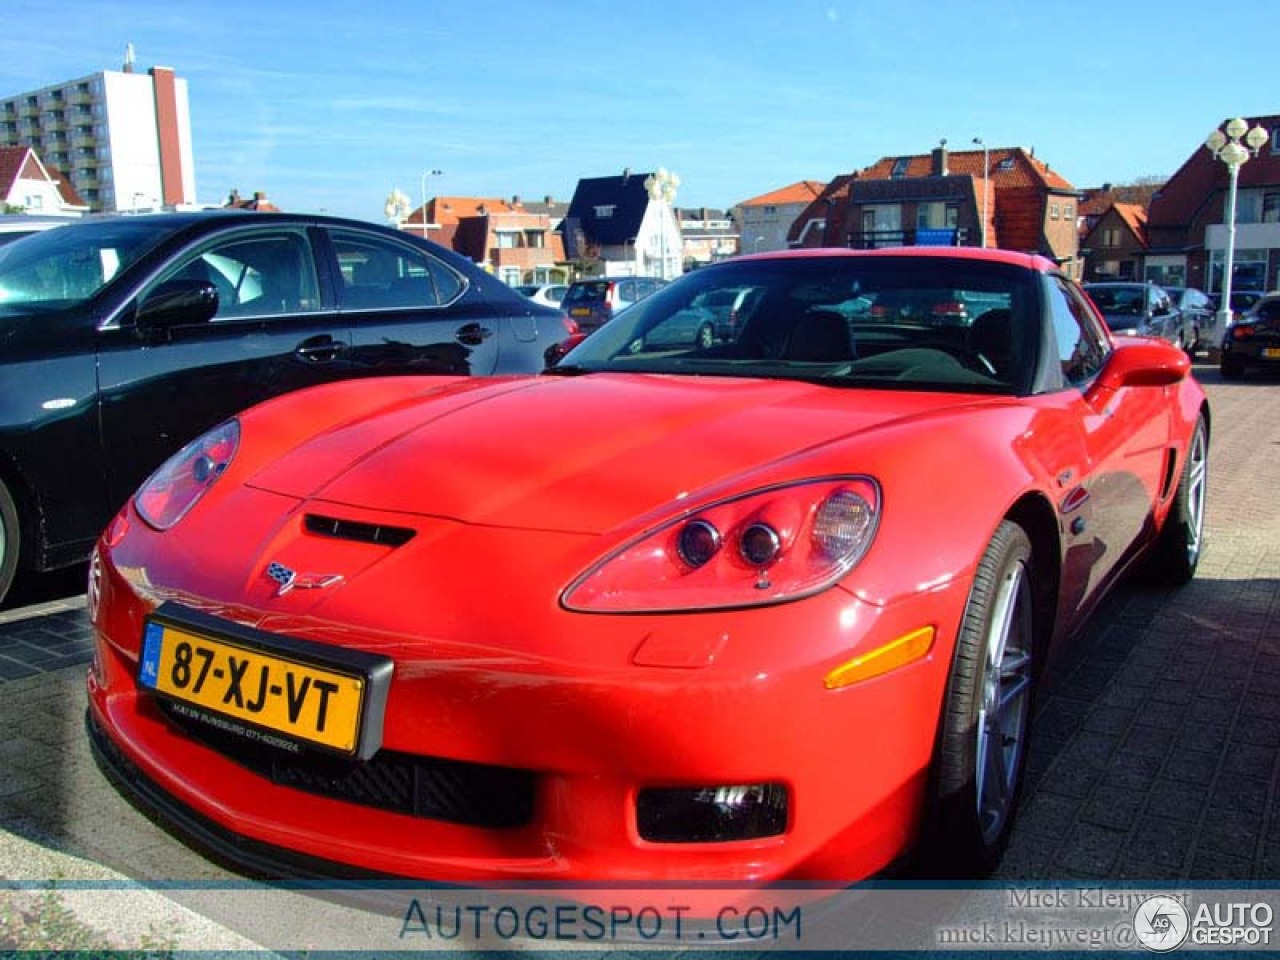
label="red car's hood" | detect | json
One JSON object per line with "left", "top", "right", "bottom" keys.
{"left": 247, "top": 374, "right": 978, "bottom": 534}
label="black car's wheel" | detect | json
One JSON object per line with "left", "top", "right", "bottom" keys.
{"left": 927, "top": 520, "right": 1036, "bottom": 875}
{"left": 697, "top": 324, "right": 715, "bottom": 349}
{"left": 1220, "top": 352, "right": 1245, "bottom": 380}
{"left": 0, "top": 478, "right": 19, "bottom": 605}
{"left": 1147, "top": 415, "right": 1208, "bottom": 586}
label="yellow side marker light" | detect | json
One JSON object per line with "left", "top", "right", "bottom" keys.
{"left": 824, "top": 626, "right": 936, "bottom": 689}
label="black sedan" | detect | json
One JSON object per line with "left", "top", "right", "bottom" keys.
{"left": 0, "top": 211, "right": 573, "bottom": 603}
{"left": 1221, "top": 292, "right": 1280, "bottom": 379}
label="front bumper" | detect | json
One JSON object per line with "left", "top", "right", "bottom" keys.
{"left": 86, "top": 518, "right": 968, "bottom": 886}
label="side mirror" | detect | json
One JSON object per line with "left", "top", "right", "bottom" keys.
{"left": 136, "top": 278, "right": 219, "bottom": 332}
{"left": 1091, "top": 340, "right": 1189, "bottom": 393}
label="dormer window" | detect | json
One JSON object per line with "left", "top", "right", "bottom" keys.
{"left": 891, "top": 157, "right": 909, "bottom": 178}
{"left": 997, "top": 157, "right": 1015, "bottom": 171}
{"left": 594, "top": 204, "right": 616, "bottom": 218}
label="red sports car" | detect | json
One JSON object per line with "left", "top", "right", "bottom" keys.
{"left": 87, "top": 248, "right": 1208, "bottom": 885}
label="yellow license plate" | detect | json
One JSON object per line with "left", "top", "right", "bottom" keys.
{"left": 570, "top": 307, "right": 591, "bottom": 317}
{"left": 139, "top": 621, "right": 365, "bottom": 754}
{"left": 1264, "top": 347, "right": 1280, "bottom": 359}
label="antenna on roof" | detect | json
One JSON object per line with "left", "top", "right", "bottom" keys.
{"left": 123, "top": 43, "right": 136, "bottom": 73}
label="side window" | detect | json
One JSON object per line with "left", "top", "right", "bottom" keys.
{"left": 160, "top": 232, "right": 319, "bottom": 320}
{"left": 1048, "top": 278, "right": 1108, "bottom": 387}
{"left": 329, "top": 229, "right": 464, "bottom": 310}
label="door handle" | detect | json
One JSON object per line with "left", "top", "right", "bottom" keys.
{"left": 295, "top": 335, "right": 346, "bottom": 363}
{"left": 456, "top": 322, "right": 493, "bottom": 347}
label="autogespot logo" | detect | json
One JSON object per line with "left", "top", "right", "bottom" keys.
{"left": 1134, "top": 895, "right": 1190, "bottom": 952}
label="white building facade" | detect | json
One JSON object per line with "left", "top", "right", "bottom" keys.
{"left": 1, "top": 55, "right": 197, "bottom": 213}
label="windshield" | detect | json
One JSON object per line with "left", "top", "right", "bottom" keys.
{"left": 558, "top": 255, "right": 1039, "bottom": 394}
{"left": 0, "top": 219, "right": 175, "bottom": 309}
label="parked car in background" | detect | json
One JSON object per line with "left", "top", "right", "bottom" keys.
{"left": 1163, "top": 286, "right": 1215, "bottom": 353}
{"left": 0, "top": 211, "right": 573, "bottom": 604}
{"left": 88, "top": 247, "right": 1207, "bottom": 889}
{"left": 1083, "top": 281, "right": 1190, "bottom": 352}
{"left": 515, "top": 283, "right": 568, "bottom": 308}
{"left": 1211, "top": 289, "right": 1264, "bottom": 321}
{"left": 561, "top": 276, "right": 665, "bottom": 332}
{"left": 1220, "top": 291, "right": 1280, "bottom": 379}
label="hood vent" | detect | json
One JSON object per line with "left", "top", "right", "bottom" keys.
{"left": 304, "top": 514, "right": 416, "bottom": 547}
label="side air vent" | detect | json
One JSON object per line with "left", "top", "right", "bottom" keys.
{"left": 304, "top": 514, "right": 416, "bottom": 547}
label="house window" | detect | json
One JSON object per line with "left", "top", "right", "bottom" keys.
{"left": 1050, "top": 204, "right": 1060, "bottom": 219}
{"left": 1272, "top": 128, "right": 1280, "bottom": 154}
{"left": 891, "top": 157, "right": 909, "bottom": 178}
{"left": 1062, "top": 203, "right": 1074, "bottom": 220}
{"left": 1101, "top": 228, "right": 1120, "bottom": 247}
{"left": 524, "top": 230, "right": 544, "bottom": 248}
{"left": 1262, "top": 192, "right": 1280, "bottom": 223}
{"left": 593, "top": 205, "right": 616, "bottom": 218}
{"left": 495, "top": 231, "right": 520, "bottom": 248}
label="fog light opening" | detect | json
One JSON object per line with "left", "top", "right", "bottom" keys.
{"left": 637, "top": 782, "right": 788, "bottom": 843}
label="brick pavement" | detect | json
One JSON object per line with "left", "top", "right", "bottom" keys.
{"left": 1, "top": 364, "right": 1277, "bottom": 917}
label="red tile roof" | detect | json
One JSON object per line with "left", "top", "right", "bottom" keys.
{"left": 860, "top": 147, "right": 1075, "bottom": 192}
{"left": 1112, "top": 202, "right": 1148, "bottom": 244}
{"left": 737, "top": 180, "right": 826, "bottom": 207}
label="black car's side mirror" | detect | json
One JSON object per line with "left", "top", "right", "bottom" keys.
{"left": 136, "top": 278, "right": 219, "bottom": 333}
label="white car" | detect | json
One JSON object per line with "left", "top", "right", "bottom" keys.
{"left": 515, "top": 283, "right": 568, "bottom": 308}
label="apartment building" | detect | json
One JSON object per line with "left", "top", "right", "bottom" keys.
{"left": 0, "top": 48, "right": 197, "bottom": 213}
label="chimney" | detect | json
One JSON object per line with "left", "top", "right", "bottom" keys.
{"left": 931, "top": 139, "right": 949, "bottom": 177}
{"left": 253, "top": 191, "right": 266, "bottom": 201}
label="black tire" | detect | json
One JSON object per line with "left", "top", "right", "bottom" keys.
{"left": 1220, "top": 353, "right": 1245, "bottom": 380}
{"left": 0, "top": 478, "right": 19, "bottom": 605}
{"left": 926, "top": 520, "right": 1036, "bottom": 875}
{"left": 1147, "top": 415, "right": 1208, "bottom": 586}
{"left": 696, "top": 324, "right": 715, "bottom": 349}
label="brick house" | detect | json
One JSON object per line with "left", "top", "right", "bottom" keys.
{"left": 790, "top": 144, "right": 1081, "bottom": 276}
{"left": 1080, "top": 202, "right": 1148, "bottom": 281}
{"left": 1146, "top": 114, "right": 1280, "bottom": 295}
{"left": 451, "top": 207, "right": 567, "bottom": 287}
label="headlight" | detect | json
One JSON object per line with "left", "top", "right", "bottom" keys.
{"left": 135, "top": 420, "right": 240, "bottom": 530}
{"left": 563, "top": 477, "right": 880, "bottom": 612}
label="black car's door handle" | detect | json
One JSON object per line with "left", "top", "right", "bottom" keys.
{"left": 456, "top": 323, "right": 494, "bottom": 347}
{"left": 295, "top": 335, "right": 346, "bottom": 363}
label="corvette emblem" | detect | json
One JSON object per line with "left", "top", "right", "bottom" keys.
{"left": 266, "top": 561, "right": 344, "bottom": 596}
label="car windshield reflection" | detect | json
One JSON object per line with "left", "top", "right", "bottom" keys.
{"left": 0, "top": 218, "right": 174, "bottom": 309}
{"left": 561, "top": 255, "right": 1037, "bottom": 394}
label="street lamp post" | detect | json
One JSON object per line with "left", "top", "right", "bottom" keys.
{"left": 971, "top": 137, "right": 989, "bottom": 248}
{"left": 1205, "top": 118, "right": 1270, "bottom": 342}
{"left": 420, "top": 169, "right": 442, "bottom": 238}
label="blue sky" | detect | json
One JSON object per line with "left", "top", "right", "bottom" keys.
{"left": 4, "top": 0, "right": 1278, "bottom": 222}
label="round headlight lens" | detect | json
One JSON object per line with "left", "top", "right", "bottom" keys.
{"left": 739, "top": 522, "right": 782, "bottom": 566}
{"left": 676, "top": 519, "right": 721, "bottom": 568}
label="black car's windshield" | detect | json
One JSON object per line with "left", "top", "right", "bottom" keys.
{"left": 559, "top": 255, "right": 1039, "bottom": 394}
{"left": 0, "top": 218, "right": 174, "bottom": 309}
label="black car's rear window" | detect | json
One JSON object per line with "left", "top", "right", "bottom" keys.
{"left": 563, "top": 282, "right": 609, "bottom": 303}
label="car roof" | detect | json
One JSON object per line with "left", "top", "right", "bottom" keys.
{"left": 738, "top": 245, "right": 1061, "bottom": 273}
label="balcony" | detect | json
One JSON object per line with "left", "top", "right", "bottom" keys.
{"left": 847, "top": 227, "right": 971, "bottom": 249}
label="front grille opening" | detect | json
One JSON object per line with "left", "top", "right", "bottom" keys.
{"left": 156, "top": 699, "right": 534, "bottom": 829}
{"left": 304, "top": 514, "right": 416, "bottom": 547}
